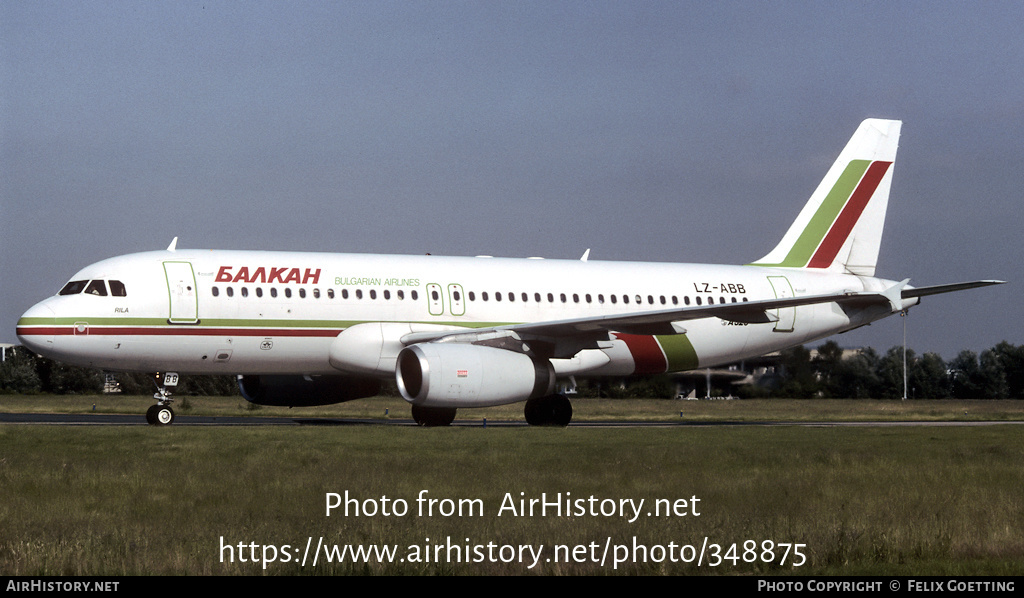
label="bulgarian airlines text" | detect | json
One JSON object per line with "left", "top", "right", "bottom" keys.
{"left": 219, "top": 536, "right": 806, "bottom": 570}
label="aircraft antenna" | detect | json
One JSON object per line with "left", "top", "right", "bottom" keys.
{"left": 167, "top": 237, "right": 178, "bottom": 252}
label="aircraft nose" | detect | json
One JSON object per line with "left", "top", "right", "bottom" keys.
{"left": 16, "top": 302, "right": 57, "bottom": 356}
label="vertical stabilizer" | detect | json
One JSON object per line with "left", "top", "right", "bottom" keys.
{"left": 751, "top": 119, "right": 901, "bottom": 276}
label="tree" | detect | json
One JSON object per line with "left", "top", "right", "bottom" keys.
{"left": 0, "top": 348, "right": 42, "bottom": 394}
{"left": 989, "top": 341, "right": 1024, "bottom": 399}
{"left": 773, "top": 345, "right": 819, "bottom": 398}
{"left": 812, "top": 340, "right": 845, "bottom": 398}
{"left": 979, "top": 348, "right": 1009, "bottom": 399}
{"left": 43, "top": 361, "right": 105, "bottom": 394}
{"left": 876, "top": 346, "right": 910, "bottom": 399}
{"left": 912, "top": 352, "right": 950, "bottom": 399}
{"left": 947, "top": 350, "right": 1008, "bottom": 399}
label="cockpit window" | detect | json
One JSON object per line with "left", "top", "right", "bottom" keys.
{"left": 58, "top": 279, "right": 126, "bottom": 297}
{"left": 85, "top": 280, "right": 108, "bottom": 296}
{"left": 59, "top": 280, "right": 89, "bottom": 295}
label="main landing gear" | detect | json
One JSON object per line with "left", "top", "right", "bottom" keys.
{"left": 410, "top": 394, "right": 573, "bottom": 427}
{"left": 411, "top": 405, "right": 457, "bottom": 427}
{"left": 524, "top": 394, "right": 573, "bottom": 427}
{"left": 146, "top": 372, "right": 179, "bottom": 426}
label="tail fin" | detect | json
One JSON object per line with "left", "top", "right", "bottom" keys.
{"left": 750, "top": 118, "right": 901, "bottom": 276}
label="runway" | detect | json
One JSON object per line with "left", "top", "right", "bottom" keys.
{"left": 2, "top": 412, "right": 1022, "bottom": 428}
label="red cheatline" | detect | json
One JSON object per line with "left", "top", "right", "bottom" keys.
{"left": 807, "top": 161, "right": 891, "bottom": 269}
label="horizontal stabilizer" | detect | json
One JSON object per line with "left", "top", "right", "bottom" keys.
{"left": 902, "top": 280, "right": 1006, "bottom": 299}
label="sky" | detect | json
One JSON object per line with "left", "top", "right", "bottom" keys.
{"left": 2, "top": 1, "right": 1021, "bottom": 360}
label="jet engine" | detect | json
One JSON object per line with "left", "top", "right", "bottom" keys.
{"left": 396, "top": 343, "right": 555, "bottom": 408}
{"left": 238, "top": 374, "right": 381, "bottom": 406}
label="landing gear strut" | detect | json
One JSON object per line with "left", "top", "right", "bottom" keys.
{"left": 147, "top": 372, "right": 179, "bottom": 426}
{"left": 524, "top": 394, "right": 572, "bottom": 426}
{"left": 411, "top": 405, "right": 457, "bottom": 426}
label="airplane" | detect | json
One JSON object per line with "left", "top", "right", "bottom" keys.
{"left": 16, "top": 119, "right": 1003, "bottom": 426}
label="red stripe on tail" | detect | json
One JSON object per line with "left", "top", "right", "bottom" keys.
{"left": 807, "top": 160, "right": 892, "bottom": 269}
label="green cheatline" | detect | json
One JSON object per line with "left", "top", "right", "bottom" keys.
{"left": 17, "top": 316, "right": 511, "bottom": 330}
{"left": 658, "top": 334, "right": 699, "bottom": 372}
{"left": 753, "top": 159, "right": 871, "bottom": 268}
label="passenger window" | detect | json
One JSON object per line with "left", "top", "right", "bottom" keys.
{"left": 85, "top": 280, "right": 108, "bottom": 296}
{"left": 109, "top": 280, "right": 127, "bottom": 297}
{"left": 59, "top": 280, "right": 89, "bottom": 295}
{"left": 212, "top": 286, "right": 220, "bottom": 297}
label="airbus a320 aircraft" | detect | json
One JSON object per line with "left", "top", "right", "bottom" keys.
{"left": 17, "top": 119, "right": 1003, "bottom": 426}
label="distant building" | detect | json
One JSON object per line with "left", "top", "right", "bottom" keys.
{"left": 670, "top": 348, "right": 868, "bottom": 398}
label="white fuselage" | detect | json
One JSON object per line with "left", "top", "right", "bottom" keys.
{"left": 17, "top": 248, "right": 905, "bottom": 379}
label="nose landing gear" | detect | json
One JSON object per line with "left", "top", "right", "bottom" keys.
{"left": 147, "top": 372, "right": 179, "bottom": 426}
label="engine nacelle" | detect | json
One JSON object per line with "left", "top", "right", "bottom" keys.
{"left": 328, "top": 322, "right": 463, "bottom": 376}
{"left": 396, "top": 343, "right": 555, "bottom": 408}
{"left": 238, "top": 375, "right": 380, "bottom": 406}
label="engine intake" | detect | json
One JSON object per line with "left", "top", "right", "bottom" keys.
{"left": 396, "top": 343, "right": 555, "bottom": 408}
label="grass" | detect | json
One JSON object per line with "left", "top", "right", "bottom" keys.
{"left": 3, "top": 393, "right": 1024, "bottom": 423}
{"left": 0, "top": 414, "right": 1022, "bottom": 575}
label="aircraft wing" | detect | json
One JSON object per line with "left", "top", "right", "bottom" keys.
{"left": 499, "top": 291, "right": 861, "bottom": 337}
{"left": 401, "top": 279, "right": 1005, "bottom": 348}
